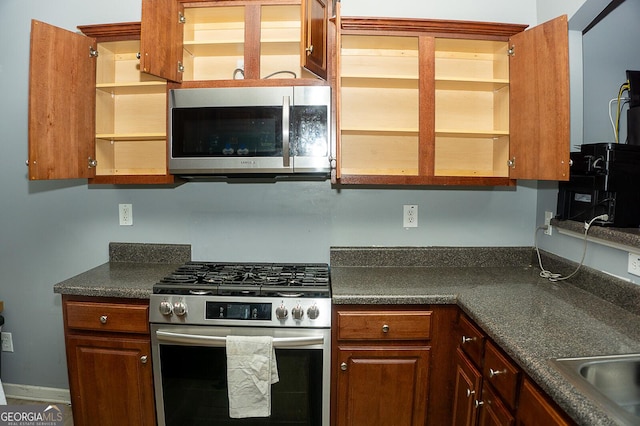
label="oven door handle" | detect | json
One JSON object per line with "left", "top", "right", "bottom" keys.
{"left": 156, "top": 330, "right": 324, "bottom": 348}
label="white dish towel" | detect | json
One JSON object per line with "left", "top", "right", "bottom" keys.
{"left": 226, "top": 335, "right": 279, "bottom": 418}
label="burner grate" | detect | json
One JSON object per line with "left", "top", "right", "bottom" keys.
{"left": 154, "top": 262, "right": 331, "bottom": 296}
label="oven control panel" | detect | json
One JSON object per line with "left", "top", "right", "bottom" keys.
{"left": 149, "top": 295, "right": 331, "bottom": 328}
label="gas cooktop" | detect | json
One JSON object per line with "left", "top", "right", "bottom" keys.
{"left": 153, "top": 262, "right": 331, "bottom": 297}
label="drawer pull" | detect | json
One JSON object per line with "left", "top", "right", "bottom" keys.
{"left": 99, "top": 315, "right": 108, "bottom": 324}
{"left": 340, "top": 362, "right": 348, "bottom": 371}
{"left": 488, "top": 368, "right": 506, "bottom": 378}
{"left": 140, "top": 355, "right": 148, "bottom": 364}
{"left": 466, "top": 388, "right": 475, "bottom": 398}
{"left": 461, "top": 335, "right": 476, "bottom": 344}
{"left": 382, "top": 324, "right": 390, "bottom": 333}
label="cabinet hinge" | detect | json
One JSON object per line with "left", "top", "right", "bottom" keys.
{"left": 88, "top": 157, "right": 97, "bottom": 168}
{"left": 507, "top": 45, "right": 515, "bottom": 56}
{"left": 179, "top": 12, "right": 186, "bottom": 24}
{"left": 178, "top": 61, "right": 184, "bottom": 73}
{"left": 89, "top": 46, "right": 99, "bottom": 58}
{"left": 508, "top": 157, "right": 516, "bottom": 168}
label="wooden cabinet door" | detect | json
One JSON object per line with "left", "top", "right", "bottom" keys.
{"left": 516, "top": 378, "right": 574, "bottom": 426}
{"left": 478, "top": 385, "right": 515, "bottom": 426}
{"left": 66, "top": 335, "right": 156, "bottom": 426}
{"left": 28, "top": 20, "right": 96, "bottom": 180}
{"left": 336, "top": 346, "right": 430, "bottom": 426}
{"left": 302, "top": 0, "right": 328, "bottom": 79}
{"left": 452, "top": 348, "right": 483, "bottom": 426}
{"left": 140, "top": 0, "right": 184, "bottom": 83}
{"left": 509, "top": 15, "right": 570, "bottom": 181}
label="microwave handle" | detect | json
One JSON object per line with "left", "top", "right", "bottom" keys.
{"left": 282, "top": 95, "right": 290, "bottom": 167}
{"left": 156, "top": 329, "right": 324, "bottom": 348}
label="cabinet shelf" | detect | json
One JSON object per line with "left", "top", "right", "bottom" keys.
{"left": 96, "top": 81, "right": 166, "bottom": 95}
{"left": 341, "top": 76, "right": 419, "bottom": 89}
{"left": 436, "top": 129, "right": 509, "bottom": 138}
{"left": 96, "top": 133, "right": 165, "bottom": 141}
{"left": 435, "top": 78, "right": 509, "bottom": 91}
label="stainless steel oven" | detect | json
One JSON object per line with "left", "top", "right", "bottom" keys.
{"left": 149, "top": 263, "right": 331, "bottom": 426}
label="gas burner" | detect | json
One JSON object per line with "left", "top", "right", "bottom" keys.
{"left": 154, "top": 262, "right": 331, "bottom": 297}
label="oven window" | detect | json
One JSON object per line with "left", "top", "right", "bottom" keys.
{"left": 159, "top": 345, "right": 323, "bottom": 426}
{"left": 172, "top": 107, "right": 283, "bottom": 158}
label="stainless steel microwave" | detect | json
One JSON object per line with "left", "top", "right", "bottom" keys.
{"left": 168, "top": 86, "right": 332, "bottom": 177}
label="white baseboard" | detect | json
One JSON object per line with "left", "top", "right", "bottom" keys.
{"left": 2, "top": 382, "right": 70, "bottom": 404}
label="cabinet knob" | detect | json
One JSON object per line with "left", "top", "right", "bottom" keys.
{"left": 461, "top": 335, "right": 475, "bottom": 344}
{"left": 488, "top": 368, "right": 506, "bottom": 378}
{"left": 305, "top": 45, "right": 314, "bottom": 55}
{"left": 382, "top": 324, "right": 390, "bottom": 333}
{"left": 466, "top": 388, "right": 475, "bottom": 398}
{"left": 475, "top": 400, "right": 484, "bottom": 409}
{"left": 140, "top": 355, "right": 148, "bottom": 364}
{"left": 340, "top": 362, "right": 347, "bottom": 371}
{"left": 99, "top": 315, "right": 108, "bottom": 324}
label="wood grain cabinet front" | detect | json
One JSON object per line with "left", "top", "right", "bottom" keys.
{"left": 335, "top": 7, "right": 570, "bottom": 186}
{"left": 333, "top": 306, "right": 434, "bottom": 426}
{"left": 452, "top": 313, "right": 576, "bottom": 426}
{"left": 62, "top": 296, "right": 155, "bottom": 426}
{"left": 140, "top": 0, "right": 331, "bottom": 84}
{"left": 28, "top": 20, "right": 175, "bottom": 185}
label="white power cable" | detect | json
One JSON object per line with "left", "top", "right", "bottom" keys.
{"left": 535, "top": 214, "right": 609, "bottom": 282}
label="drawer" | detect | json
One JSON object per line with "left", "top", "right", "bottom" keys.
{"left": 483, "top": 341, "right": 520, "bottom": 410}
{"left": 65, "top": 301, "right": 149, "bottom": 334}
{"left": 337, "top": 310, "right": 432, "bottom": 341}
{"left": 459, "top": 314, "right": 485, "bottom": 367}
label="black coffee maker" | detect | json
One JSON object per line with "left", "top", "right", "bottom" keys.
{"left": 557, "top": 142, "right": 640, "bottom": 227}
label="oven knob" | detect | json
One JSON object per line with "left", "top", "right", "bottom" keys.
{"left": 307, "top": 304, "right": 320, "bottom": 320}
{"left": 275, "top": 304, "right": 288, "bottom": 320}
{"left": 291, "top": 305, "right": 304, "bottom": 320}
{"left": 159, "top": 301, "right": 173, "bottom": 316}
{"left": 173, "top": 301, "right": 188, "bottom": 317}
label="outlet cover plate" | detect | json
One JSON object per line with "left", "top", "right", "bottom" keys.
{"left": 629, "top": 253, "right": 640, "bottom": 277}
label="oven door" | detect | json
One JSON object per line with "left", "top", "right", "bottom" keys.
{"left": 151, "top": 324, "right": 331, "bottom": 426}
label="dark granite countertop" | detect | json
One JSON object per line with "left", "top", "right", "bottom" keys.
{"left": 53, "top": 244, "right": 640, "bottom": 425}
{"left": 53, "top": 242, "right": 191, "bottom": 299}
{"left": 330, "top": 247, "right": 640, "bottom": 426}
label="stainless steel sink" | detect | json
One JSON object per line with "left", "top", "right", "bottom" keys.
{"left": 550, "top": 354, "right": 640, "bottom": 425}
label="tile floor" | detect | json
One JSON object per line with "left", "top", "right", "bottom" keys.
{"left": 5, "top": 398, "right": 74, "bottom": 426}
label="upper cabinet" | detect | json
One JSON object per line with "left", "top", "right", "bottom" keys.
{"left": 28, "top": 21, "right": 174, "bottom": 184}
{"left": 140, "top": 0, "right": 330, "bottom": 84}
{"left": 335, "top": 9, "right": 570, "bottom": 186}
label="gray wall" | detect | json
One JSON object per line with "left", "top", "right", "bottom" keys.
{"left": 536, "top": 0, "right": 640, "bottom": 283}
{"left": 0, "top": 0, "right": 595, "bottom": 392}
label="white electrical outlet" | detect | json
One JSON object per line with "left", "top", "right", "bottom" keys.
{"left": 628, "top": 252, "right": 640, "bottom": 277}
{"left": 544, "top": 211, "right": 553, "bottom": 236}
{"left": 1, "top": 332, "right": 14, "bottom": 352}
{"left": 403, "top": 205, "right": 418, "bottom": 228}
{"left": 119, "top": 204, "right": 133, "bottom": 226}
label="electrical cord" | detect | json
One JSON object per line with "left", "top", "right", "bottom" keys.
{"left": 609, "top": 81, "right": 630, "bottom": 143}
{"left": 535, "top": 214, "right": 609, "bottom": 282}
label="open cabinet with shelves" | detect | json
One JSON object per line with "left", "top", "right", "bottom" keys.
{"left": 335, "top": 12, "right": 569, "bottom": 186}
{"left": 434, "top": 38, "right": 510, "bottom": 178}
{"left": 172, "top": 1, "right": 322, "bottom": 83}
{"left": 339, "top": 35, "right": 420, "bottom": 175}
{"left": 94, "top": 40, "right": 168, "bottom": 177}
{"left": 28, "top": 20, "right": 176, "bottom": 184}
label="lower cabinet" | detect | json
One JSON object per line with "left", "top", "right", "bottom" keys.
{"left": 62, "top": 295, "right": 156, "bottom": 426}
{"left": 332, "top": 306, "right": 435, "bottom": 426}
{"left": 453, "top": 312, "right": 575, "bottom": 426}
{"left": 337, "top": 347, "right": 430, "bottom": 425}
{"left": 516, "top": 378, "right": 574, "bottom": 426}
